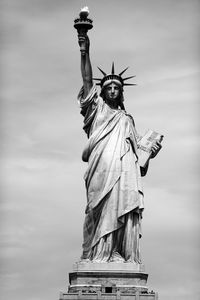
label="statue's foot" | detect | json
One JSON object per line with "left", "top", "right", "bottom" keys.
{"left": 109, "top": 252, "right": 125, "bottom": 263}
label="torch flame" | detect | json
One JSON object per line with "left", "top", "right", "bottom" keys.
{"left": 81, "top": 6, "right": 89, "bottom": 14}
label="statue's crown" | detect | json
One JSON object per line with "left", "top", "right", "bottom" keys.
{"left": 93, "top": 62, "right": 136, "bottom": 88}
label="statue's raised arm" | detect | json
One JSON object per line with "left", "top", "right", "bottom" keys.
{"left": 78, "top": 34, "right": 93, "bottom": 98}
{"left": 74, "top": 7, "right": 93, "bottom": 98}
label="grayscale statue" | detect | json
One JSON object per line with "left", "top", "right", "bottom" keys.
{"left": 74, "top": 7, "right": 162, "bottom": 264}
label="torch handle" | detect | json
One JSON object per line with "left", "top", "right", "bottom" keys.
{"left": 77, "top": 28, "right": 88, "bottom": 55}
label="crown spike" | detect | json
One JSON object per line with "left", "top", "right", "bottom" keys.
{"left": 119, "top": 67, "right": 129, "bottom": 77}
{"left": 123, "top": 75, "right": 136, "bottom": 81}
{"left": 97, "top": 67, "right": 107, "bottom": 76}
{"left": 123, "top": 83, "right": 137, "bottom": 86}
{"left": 111, "top": 62, "right": 115, "bottom": 75}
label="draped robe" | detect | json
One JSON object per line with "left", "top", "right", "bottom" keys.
{"left": 78, "top": 84, "right": 145, "bottom": 263}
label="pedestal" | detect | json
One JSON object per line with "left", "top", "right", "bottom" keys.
{"left": 59, "top": 262, "right": 158, "bottom": 299}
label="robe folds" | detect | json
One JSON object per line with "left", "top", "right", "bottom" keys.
{"left": 78, "top": 84, "right": 144, "bottom": 262}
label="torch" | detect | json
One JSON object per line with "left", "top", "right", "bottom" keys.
{"left": 74, "top": 7, "right": 93, "bottom": 54}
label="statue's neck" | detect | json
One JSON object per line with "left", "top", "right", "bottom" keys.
{"left": 104, "top": 99, "right": 119, "bottom": 110}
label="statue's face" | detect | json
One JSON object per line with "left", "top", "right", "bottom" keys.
{"left": 104, "top": 83, "right": 120, "bottom": 102}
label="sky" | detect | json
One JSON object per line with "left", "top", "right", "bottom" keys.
{"left": 0, "top": 0, "right": 200, "bottom": 300}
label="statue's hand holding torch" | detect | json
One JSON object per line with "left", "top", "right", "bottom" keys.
{"left": 78, "top": 34, "right": 90, "bottom": 55}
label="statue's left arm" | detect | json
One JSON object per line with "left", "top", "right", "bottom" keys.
{"left": 140, "top": 141, "right": 162, "bottom": 177}
{"left": 133, "top": 124, "right": 162, "bottom": 177}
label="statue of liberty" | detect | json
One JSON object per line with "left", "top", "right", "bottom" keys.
{"left": 75, "top": 8, "right": 162, "bottom": 264}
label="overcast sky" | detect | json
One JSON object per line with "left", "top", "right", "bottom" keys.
{"left": 0, "top": 1, "right": 200, "bottom": 300}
